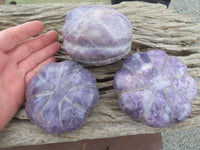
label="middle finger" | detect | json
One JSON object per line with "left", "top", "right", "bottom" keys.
{"left": 8, "top": 30, "right": 58, "bottom": 63}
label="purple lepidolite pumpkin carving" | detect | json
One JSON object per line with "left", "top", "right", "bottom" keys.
{"left": 114, "top": 49, "right": 197, "bottom": 127}
{"left": 25, "top": 61, "right": 99, "bottom": 135}
{"left": 62, "top": 6, "right": 132, "bottom": 66}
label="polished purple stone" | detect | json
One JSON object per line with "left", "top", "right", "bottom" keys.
{"left": 62, "top": 5, "right": 132, "bottom": 66}
{"left": 114, "top": 49, "right": 197, "bottom": 127}
{"left": 25, "top": 61, "right": 99, "bottom": 135}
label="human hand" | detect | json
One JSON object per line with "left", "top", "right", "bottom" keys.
{"left": 0, "top": 21, "right": 60, "bottom": 130}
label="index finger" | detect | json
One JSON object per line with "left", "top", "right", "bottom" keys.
{"left": 0, "top": 21, "right": 44, "bottom": 52}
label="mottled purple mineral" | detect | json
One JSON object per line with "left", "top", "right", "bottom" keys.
{"left": 114, "top": 49, "right": 197, "bottom": 127}
{"left": 62, "top": 6, "right": 132, "bottom": 66}
{"left": 25, "top": 61, "right": 99, "bottom": 135}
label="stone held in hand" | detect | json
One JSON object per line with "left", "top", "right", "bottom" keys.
{"left": 25, "top": 61, "right": 99, "bottom": 135}
{"left": 114, "top": 49, "right": 197, "bottom": 127}
{"left": 62, "top": 5, "right": 132, "bottom": 66}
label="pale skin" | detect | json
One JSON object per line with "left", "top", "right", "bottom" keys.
{"left": 0, "top": 21, "right": 60, "bottom": 131}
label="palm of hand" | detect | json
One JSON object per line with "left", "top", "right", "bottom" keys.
{"left": 0, "top": 54, "right": 25, "bottom": 106}
{"left": 0, "top": 21, "right": 60, "bottom": 130}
